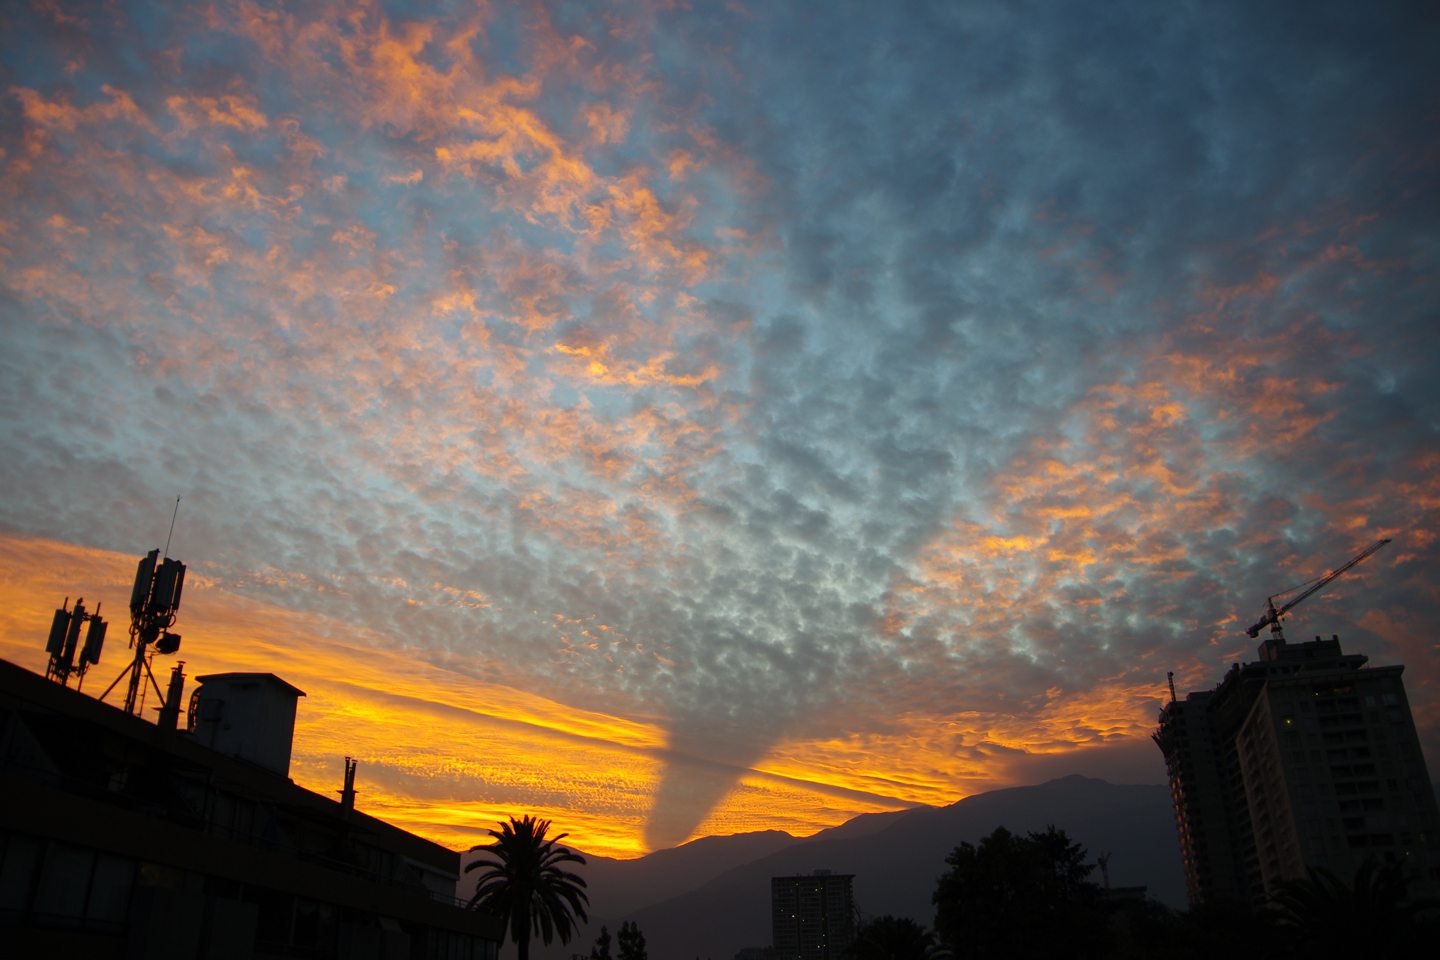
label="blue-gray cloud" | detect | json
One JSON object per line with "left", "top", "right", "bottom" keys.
{"left": 2, "top": 0, "right": 1437, "bottom": 846}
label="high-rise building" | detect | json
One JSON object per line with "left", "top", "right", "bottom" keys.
{"left": 771, "top": 870, "right": 854, "bottom": 960}
{"left": 1154, "top": 634, "right": 1440, "bottom": 907}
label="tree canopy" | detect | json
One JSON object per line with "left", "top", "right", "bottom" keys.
{"left": 853, "top": 915, "right": 937, "bottom": 960}
{"left": 932, "top": 825, "right": 1109, "bottom": 960}
{"left": 617, "top": 920, "right": 647, "bottom": 960}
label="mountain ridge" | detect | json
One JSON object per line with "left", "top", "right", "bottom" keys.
{"left": 525, "top": 775, "right": 1181, "bottom": 960}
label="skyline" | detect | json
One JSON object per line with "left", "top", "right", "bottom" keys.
{"left": 2, "top": 0, "right": 1437, "bottom": 858}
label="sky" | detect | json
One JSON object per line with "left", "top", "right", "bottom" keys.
{"left": 1, "top": 0, "right": 1437, "bottom": 859}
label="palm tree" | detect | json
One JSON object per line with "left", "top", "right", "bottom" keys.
{"left": 466, "top": 815, "right": 589, "bottom": 960}
{"left": 1270, "top": 855, "right": 1436, "bottom": 957}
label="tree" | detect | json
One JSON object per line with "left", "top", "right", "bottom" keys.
{"left": 590, "top": 925, "right": 612, "bottom": 960}
{"left": 853, "top": 915, "right": 937, "bottom": 960}
{"left": 617, "top": 921, "right": 647, "bottom": 960}
{"left": 466, "top": 815, "right": 589, "bottom": 960}
{"left": 1270, "top": 855, "right": 1437, "bottom": 958}
{"left": 931, "top": 825, "right": 1109, "bottom": 960}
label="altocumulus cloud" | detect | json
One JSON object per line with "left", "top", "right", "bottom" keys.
{"left": 1, "top": 0, "right": 1437, "bottom": 851}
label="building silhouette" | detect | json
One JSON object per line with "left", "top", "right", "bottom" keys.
{"left": 1154, "top": 633, "right": 1440, "bottom": 906}
{"left": 771, "top": 870, "right": 854, "bottom": 960}
{"left": 0, "top": 657, "right": 502, "bottom": 958}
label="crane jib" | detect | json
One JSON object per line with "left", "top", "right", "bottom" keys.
{"left": 1244, "top": 539, "right": 1391, "bottom": 639}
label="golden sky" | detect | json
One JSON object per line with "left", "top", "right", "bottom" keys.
{"left": 1, "top": 533, "right": 1179, "bottom": 856}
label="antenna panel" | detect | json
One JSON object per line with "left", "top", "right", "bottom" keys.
{"left": 81, "top": 617, "right": 108, "bottom": 665}
{"left": 61, "top": 602, "right": 85, "bottom": 662}
{"left": 149, "top": 559, "right": 186, "bottom": 617}
{"left": 130, "top": 550, "right": 159, "bottom": 616}
{"left": 46, "top": 608, "right": 71, "bottom": 655}
{"left": 169, "top": 562, "right": 186, "bottom": 612}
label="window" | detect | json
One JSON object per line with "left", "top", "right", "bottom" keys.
{"left": 86, "top": 855, "right": 133, "bottom": 927}
{"left": 0, "top": 834, "right": 43, "bottom": 918}
{"left": 33, "top": 842, "right": 93, "bottom": 924}
{"left": 5, "top": 839, "right": 137, "bottom": 933}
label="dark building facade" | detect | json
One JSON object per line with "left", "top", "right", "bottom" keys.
{"left": 0, "top": 657, "right": 502, "bottom": 959}
{"left": 771, "top": 870, "right": 854, "bottom": 960}
{"left": 1154, "top": 634, "right": 1440, "bottom": 907}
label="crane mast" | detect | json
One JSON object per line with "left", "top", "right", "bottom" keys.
{"left": 1245, "top": 538, "right": 1391, "bottom": 639}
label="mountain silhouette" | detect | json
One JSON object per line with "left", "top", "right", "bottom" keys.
{"left": 525, "top": 776, "right": 1181, "bottom": 960}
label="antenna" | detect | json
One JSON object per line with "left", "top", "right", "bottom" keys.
{"left": 97, "top": 544, "right": 189, "bottom": 717}
{"left": 1167, "top": 671, "right": 1177, "bottom": 704}
{"left": 163, "top": 496, "right": 181, "bottom": 559}
{"left": 43, "top": 596, "right": 109, "bottom": 689}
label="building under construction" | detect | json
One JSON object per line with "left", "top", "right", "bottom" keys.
{"left": 1154, "top": 633, "right": 1440, "bottom": 906}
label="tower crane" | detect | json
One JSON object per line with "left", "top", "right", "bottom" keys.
{"left": 1245, "top": 538, "right": 1391, "bottom": 639}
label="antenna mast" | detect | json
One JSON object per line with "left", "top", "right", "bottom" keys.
{"left": 163, "top": 496, "right": 181, "bottom": 558}
{"left": 96, "top": 508, "right": 190, "bottom": 717}
{"left": 43, "top": 596, "right": 108, "bottom": 689}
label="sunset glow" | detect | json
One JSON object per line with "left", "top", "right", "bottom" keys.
{"left": 2, "top": 1, "right": 1437, "bottom": 858}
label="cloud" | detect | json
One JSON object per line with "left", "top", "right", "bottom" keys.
{"left": 1, "top": 0, "right": 1437, "bottom": 853}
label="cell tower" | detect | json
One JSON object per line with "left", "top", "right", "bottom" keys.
{"left": 96, "top": 548, "right": 188, "bottom": 716}
{"left": 43, "top": 596, "right": 108, "bottom": 688}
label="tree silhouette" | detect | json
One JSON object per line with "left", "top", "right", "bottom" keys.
{"left": 466, "top": 815, "right": 589, "bottom": 960}
{"left": 932, "top": 825, "right": 1109, "bottom": 960}
{"left": 617, "top": 920, "right": 647, "bottom": 960}
{"left": 853, "top": 915, "right": 937, "bottom": 960}
{"left": 1270, "top": 855, "right": 1437, "bottom": 958}
{"left": 590, "top": 925, "right": 612, "bottom": 960}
